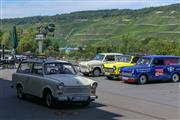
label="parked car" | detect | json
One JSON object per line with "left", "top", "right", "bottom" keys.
{"left": 120, "top": 55, "right": 180, "bottom": 84}
{"left": 11, "top": 59, "right": 98, "bottom": 107}
{"left": 0, "top": 54, "right": 15, "bottom": 68}
{"left": 104, "top": 55, "right": 141, "bottom": 80}
{"left": 79, "top": 53, "right": 123, "bottom": 77}
{"left": 15, "top": 55, "right": 27, "bottom": 63}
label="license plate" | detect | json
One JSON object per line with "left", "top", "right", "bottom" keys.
{"left": 71, "top": 96, "right": 88, "bottom": 101}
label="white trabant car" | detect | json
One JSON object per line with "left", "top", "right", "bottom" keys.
{"left": 11, "top": 59, "right": 98, "bottom": 107}
{"left": 79, "top": 53, "right": 123, "bottom": 77}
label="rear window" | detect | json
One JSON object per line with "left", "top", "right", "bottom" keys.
{"left": 105, "top": 55, "right": 115, "bottom": 61}
{"left": 164, "top": 58, "right": 180, "bottom": 65}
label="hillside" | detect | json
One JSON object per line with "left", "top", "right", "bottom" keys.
{"left": 0, "top": 3, "right": 180, "bottom": 56}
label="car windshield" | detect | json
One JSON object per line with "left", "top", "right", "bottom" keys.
{"left": 137, "top": 58, "right": 151, "bottom": 65}
{"left": 117, "top": 55, "right": 131, "bottom": 62}
{"left": 44, "top": 63, "right": 76, "bottom": 75}
{"left": 93, "top": 54, "right": 105, "bottom": 61}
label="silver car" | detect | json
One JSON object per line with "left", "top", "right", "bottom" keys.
{"left": 79, "top": 53, "right": 123, "bottom": 76}
{"left": 11, "top": 59, "right": 98, "bottom": 107}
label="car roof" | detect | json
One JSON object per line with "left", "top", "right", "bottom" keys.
{"left": 143, "top": 55, "right": 180, "bottom": 59}
{"left": 98, "top": 53, "right": 123, "bottom": 55}
{"left": 22, "top": 59, "right": 69, "bottom": 64}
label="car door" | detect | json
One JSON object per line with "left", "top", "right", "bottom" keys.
{"left": 27, "top": 62, "right": 43, "bottom": 97}
{"left": 164, "top": 58, "right": 180, "bottom": 78}
{"left": 151, "top": 58, "right": 167, "bottom": 80}
{"left": 16, "top": 62, "right": 33, "bottom": 94}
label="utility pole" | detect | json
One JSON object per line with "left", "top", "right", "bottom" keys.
{"left": 65, "top": 28, "right": 74, "bottom": 60}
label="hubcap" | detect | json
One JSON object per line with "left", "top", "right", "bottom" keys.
{"left": 172, "top": 74, "right": 179, "bottom": 82}
{"left": 94, "top": 69, "right": 100, "bottom": 76}
{"left": 140, "top": 76, "right": 146, "bottom": 84}
{"left": 46, "top": 94, "right": 51, "bottom": 107}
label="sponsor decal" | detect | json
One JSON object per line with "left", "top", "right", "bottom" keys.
{"left": 167, "top": 67, "right": 174, "bottom": 72}
{"left": 155, "top": 69, "right": 164, "bottom": 76}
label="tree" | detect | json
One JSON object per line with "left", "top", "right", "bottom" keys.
{"left": 1, "top": 32, "right": 11, "bottom": 49}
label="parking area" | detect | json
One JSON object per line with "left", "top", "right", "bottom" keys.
{"left": 0, "top": 69, "right": 179, "bottom": 120}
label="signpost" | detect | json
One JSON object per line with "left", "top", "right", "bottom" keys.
{"left": 35, "top": 34, "right": 45, "bottom": 54}
{"left": 35, "top": 24, "right": 55, "bottom": 54}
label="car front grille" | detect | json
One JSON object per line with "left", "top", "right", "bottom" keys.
{"left": 64, "top": 86, "right": 91, "bottom": 95}
{"left": 121, "top": 72, "right": 133, "bottom": 76}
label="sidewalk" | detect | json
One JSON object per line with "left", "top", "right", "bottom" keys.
{"left": 0, "top": 69, "right": 16, "bottom": 81}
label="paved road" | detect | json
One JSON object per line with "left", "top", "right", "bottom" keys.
{"left": 0, "top": 69, "right": 179, "bottom": 120}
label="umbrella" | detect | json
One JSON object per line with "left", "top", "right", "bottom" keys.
{"left": 12, "top": 26, "right": 18, "bottom": 54}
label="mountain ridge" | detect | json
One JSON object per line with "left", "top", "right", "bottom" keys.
{"left": 0, "top": 3, "right": 180, "bottom": 56}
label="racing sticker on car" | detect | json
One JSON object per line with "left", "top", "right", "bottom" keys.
{"left": 155, "top": 69, "right": 164, "bottom": 76}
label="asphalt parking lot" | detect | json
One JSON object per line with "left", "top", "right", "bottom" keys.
{"left": 0, "top": 69, "right": 179, "bottom": 120}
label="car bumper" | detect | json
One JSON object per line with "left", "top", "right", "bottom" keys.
{"left": 105, "top": 72, "right": 120, "bottom": 78}
{"left": 80, "top": 68, "right": 91, "bottom": 73}
{"left": 55, "top": 95, "right": 98, "bottom": 102}
{"left": 122, "top": 76, "right": 137, "bottom": 83}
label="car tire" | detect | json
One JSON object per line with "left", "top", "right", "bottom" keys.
{"left": 17, "top": 85, "right": 25, "bottom": 99}
{"left": 171, "top": 73, "right": 179, "bottom": 82}
{"left": 93, "top": 68, "right": 100, "bottom": 77}
{"left": 81, "top": 101, "right": 90, "bottom": 107}
{"left": 138, "top": 75, "right": 147, "bottom": 85}
{"left": 44, "top": 91, "right": 54, "bottom": 108}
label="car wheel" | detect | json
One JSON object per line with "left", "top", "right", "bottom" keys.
{"left": 138, "top": 75, "right": 147, "bottom": 85}
{"left": 17, "top": 85, "right": 25, "bottom": 99}
{"left": 93, "top": 68, "right": 100, "bottom": 77}
{"left": 81, "top": 101, "right": 90, "bottom": 107}
{"left": 171, "top": 73, "right": 179, "bottom": 82}
{"left": 44, "top": 91, "right": 53, "bottom": 108}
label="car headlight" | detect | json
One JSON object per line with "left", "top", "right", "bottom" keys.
{"left": 91, "top": 82, "right": 98, "bottom": 95}
{"left": 113, "top": 66, "right": 116, "bottom": 71}
{"left": 92, "top": 82, "right": 98, "bottom": 88}
{"left": 87, "top": 64, "right": 90, "bottom": 68}
{"left": 57, "top": 82, "right": 64, "bottom": 94}
{"left": 132, "top": 69, "right": 135, "bottom": 74}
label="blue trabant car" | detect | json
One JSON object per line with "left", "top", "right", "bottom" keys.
{"left": 120, "top": 55, "right": 180, "bottom": 84}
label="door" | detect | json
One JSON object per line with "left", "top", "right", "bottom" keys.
{"left": 16, "top": 62, "right": 33, "bottom": 93}
{"left": 151, "top": 58, "right": 168, "bottom": 80}
{"left": 27, "top": 63, "right": 43, "bottom": 97}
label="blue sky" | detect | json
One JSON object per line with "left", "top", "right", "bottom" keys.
{"left": 1, "top": 0, "right": 180, "bottom": 19}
